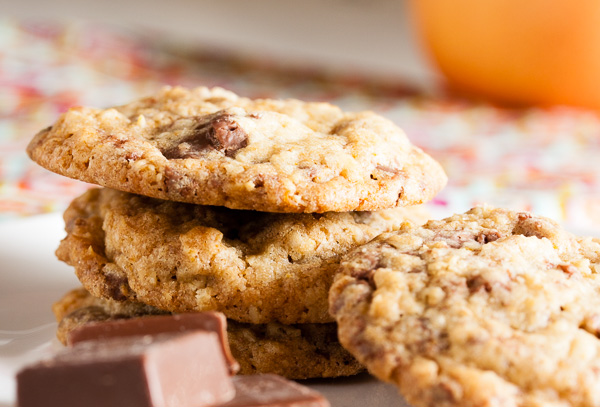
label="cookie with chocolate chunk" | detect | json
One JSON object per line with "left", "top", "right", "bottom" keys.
{"left": 27, "top": 86, "right": 446, "bottom": 213}
{"left": 57, "top": 188, "right": 429, "bottom": 324}
{"left": 329, "top": 206, "right": 600, "bottom": 407}
{"left": 54, "top": 288, "right": 364, "bottom": 379}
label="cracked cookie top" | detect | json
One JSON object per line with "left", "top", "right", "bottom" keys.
{"left": 27, "top": 86, "right": 446, "bottom": 213}
{"left": 329, "top": 206, "right": 600, "bottom": 407}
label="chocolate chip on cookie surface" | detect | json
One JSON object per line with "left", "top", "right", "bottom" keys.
{"left": 27, "top": 86, "right": 446, "bottom": 213}
{"left": 330, "top": 206, "right": 600, "bottom": 407}
{"left": 57, "top": 188, "right": 429, "bottom": 324}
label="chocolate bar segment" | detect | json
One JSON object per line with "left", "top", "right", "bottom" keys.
{"left": 17, "top": 331, "right": 234, "bottom": 407}
{"left": 220, "top": 374, "right": 330, "bottom": 407}
{"left": 66, "top": 312, "right": 239, "bottom": 374}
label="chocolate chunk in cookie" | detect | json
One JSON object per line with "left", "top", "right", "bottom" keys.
{"left": 162, "top": 112, "right": 248, "bottom": 159}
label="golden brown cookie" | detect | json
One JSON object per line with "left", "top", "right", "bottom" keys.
{"left": 330, "top": 206, "right": 600, "bottom": 407}
{"left": 57, "top": 188, "right": 429, "bottom": 324}
{"left": 54, "top": 288, "right": 363, "bottom": 379}
{"left": 27, "top": 86, "right": 446, "bottom": 213}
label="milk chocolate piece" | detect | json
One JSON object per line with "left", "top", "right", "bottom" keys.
{"left": 17, "top": 331, "right": 234, "bottom": 407}
{"left": 163, "top": 112, "right": 248, "bottom": 159}
{"left": 205, "top": 114, "right": 248, "bottom": 157}
{"left": 220, "top": 375, "right": 330, "bottom": 407}
{"left": 67, "top": 312, "right": 239, "bottom": 374}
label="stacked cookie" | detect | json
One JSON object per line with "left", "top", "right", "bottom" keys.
{"left": 27, "top": 86, "right": 447, "bottom": 379}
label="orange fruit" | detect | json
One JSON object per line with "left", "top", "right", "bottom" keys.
{"left": 409, "top": 0, "right": 600, "bottom": 109}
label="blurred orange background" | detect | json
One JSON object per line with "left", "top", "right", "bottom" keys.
{"left": 410, "top": 0, "right": 600, "bottom": 110}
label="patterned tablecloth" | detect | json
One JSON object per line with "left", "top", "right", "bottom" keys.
{"left": 2, "top": 20, "right": 600, "bottom": 231}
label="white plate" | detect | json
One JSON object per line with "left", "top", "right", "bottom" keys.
{"left": 0, "top": 213, "right": 407, "bottom": 407}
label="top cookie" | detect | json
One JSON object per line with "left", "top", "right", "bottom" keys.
{"left": 27, "top": 86, "right": 446, "bottom": 213}
{"left": 330, "top": 206, "right": 600, "bottom": 407}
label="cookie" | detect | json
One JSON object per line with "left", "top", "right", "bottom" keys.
{"left": 57, "top": 188, "right": 429, "bottom": 324}
{"left": 27, "top": 86, "right": 446, "bottom": 213}
{"left": 329, "top": 206, "right": 600, "bottom": 407}
{"left": 54, "top": 288, "right": 364, "bottom": 379}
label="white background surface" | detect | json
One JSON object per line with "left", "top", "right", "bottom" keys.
{"left": 0, "top": 214, "right": 410, "bottom": 407}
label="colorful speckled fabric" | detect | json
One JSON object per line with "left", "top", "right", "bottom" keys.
{"left": 2, "top": 20, "right": 600, "bottom": 231}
